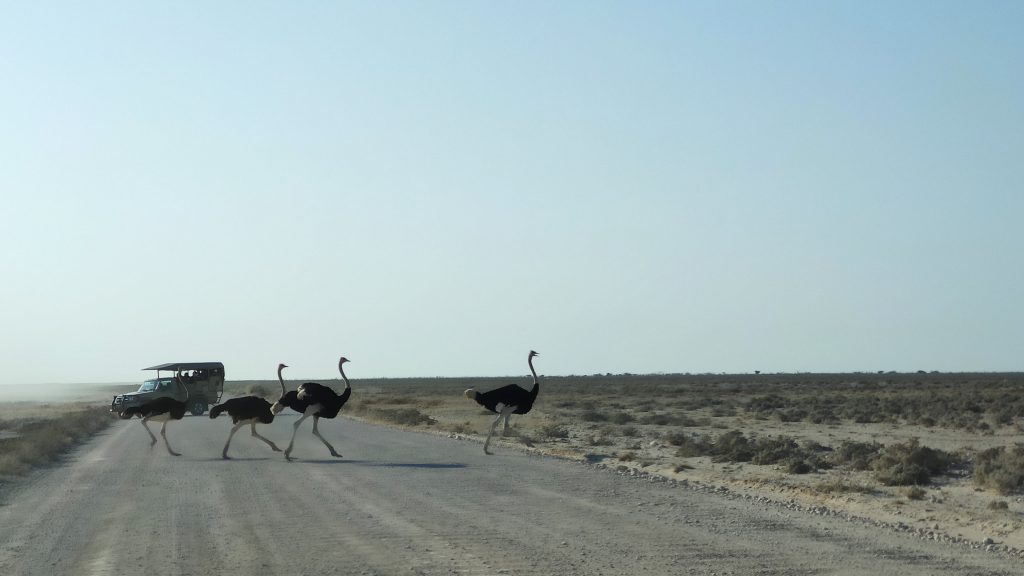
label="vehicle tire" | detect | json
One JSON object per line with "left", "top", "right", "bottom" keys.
{"left": 118, "top": 411, "right": 132, "bottom": 420}
{"left": 190, "top": 399, "right": 207, "bottom": 416}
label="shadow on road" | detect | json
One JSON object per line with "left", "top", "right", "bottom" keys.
{"left": 370, "top": 462, "right": 467, "bottom": 469}
{"left": 297, "top": 459, "right": 467, "bottom": 469}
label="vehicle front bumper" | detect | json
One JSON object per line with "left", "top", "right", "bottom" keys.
{"left": 110, "top": 395, "right": 142, "bottom": 413}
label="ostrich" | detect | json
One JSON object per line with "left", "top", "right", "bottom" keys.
{"left": 121, "top": 372, "right": 190, "bottom": 456}
{"left": 209, "top": 396, "right": 282, "bottom": 459}
{"left": 464, "top": 350, "right": 540, "bottom": 455}
{"left": 270, "top": 357, "right": 353, "bottom": 461}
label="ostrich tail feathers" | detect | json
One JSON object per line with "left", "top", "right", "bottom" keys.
{"left": 464, "top": 389, "right": 478, "bottom": 401}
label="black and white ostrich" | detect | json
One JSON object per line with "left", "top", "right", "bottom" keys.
{"left": 209, "top": 396, "right": 282, "bottom": 459}
{"left": 121, "top": 372, "right": 190, "bottom": 456}
{"left": 464, "top": 350, "right": 540, "bottom": 455}
{"left": 270, "top": 357, "right": 353, "bottom": 461}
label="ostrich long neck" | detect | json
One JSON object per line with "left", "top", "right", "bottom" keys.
{"left": 177, "top": 372, "right": 190, "bottom": 402}
{"left": 278, "top": 366, "right": 286, "bottom": 395}
{"left": 528, "top": 356, "right": 539, "bottom": 397}
{"left": 339, "top": 362, "right": 350, "bottom": 390}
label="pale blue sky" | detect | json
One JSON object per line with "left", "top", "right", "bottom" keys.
{"left": 1, "top": 2, "right": 1021, "bottom": 385}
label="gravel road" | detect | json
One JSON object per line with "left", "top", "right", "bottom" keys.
{"left": 0, "top": 414, "right": 1020, "bottom": 575}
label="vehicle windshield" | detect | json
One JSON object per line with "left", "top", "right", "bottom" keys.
{"left": 136, "top": 379, "right": 172, "bottom": 392}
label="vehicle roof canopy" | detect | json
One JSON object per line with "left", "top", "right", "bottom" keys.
{"left": 142, "top": 362, "right": 224, "bottom": 371}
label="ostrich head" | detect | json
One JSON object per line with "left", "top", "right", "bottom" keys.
{"left": 529, "top": 350, "right": 539, "bottom": 358}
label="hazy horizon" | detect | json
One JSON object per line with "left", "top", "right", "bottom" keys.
{"left": 6, "top": 367, "right": 1024, "bottom": 403}
{"left": 2, "top": 2, "right": 1021, "bottom": 385}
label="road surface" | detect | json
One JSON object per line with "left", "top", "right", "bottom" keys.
{"left": 0, "top": 413, "right": 1020, "bottom": 575}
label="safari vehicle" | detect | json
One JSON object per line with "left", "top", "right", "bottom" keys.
{"left": 110, "top": 362, "right": 225, "bottom": 418}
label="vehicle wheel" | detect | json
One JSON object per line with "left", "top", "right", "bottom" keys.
{"left": 190, "top": 400, "right": 207, "bottom": 416}
{"left": 118, "top": 411, "right": 132, "bottom": 420}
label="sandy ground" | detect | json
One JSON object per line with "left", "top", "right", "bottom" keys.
{"left": 1, "top": 412, "right": 1023, "bottom": 575}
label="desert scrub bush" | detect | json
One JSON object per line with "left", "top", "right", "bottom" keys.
{"left": 669, "top": 430, "right": 826, "bottom": 473}
{"left": 364, "top": 407, "right": 436, "bottom": 427}
{"left": 832, "top": 440, "right": 883, "bottom": 471}
{"left": 516, "top": 433, "right": 536, "bottom": 447}
{"left": 787, "top": 460, "right": 815, "bottom": 474}
{"left": 904, "top": 486, "right": 927, "bottom": 500}
{"left": 991, "top": 405, "right": 1016, "bottom": 427}
{"left": 539, "top": 423, "right": 569, "bottom": 439}
{"left": 579, "top": 409, "right": 610, "bottom": 422}
{"left": 444, "top": 421, "right": 476, "bottom": 434}
{"left": 751, "top": 437, "right": 829, "bottom": 472}
{"left": 664, "top": 430, "right": 695, "bottom": 446}
{"left": 0, "top": 407, "right": 115, "bottom": 477}
{"left": 872, "top": 438, "right": 953, "bottom": 486}
{"left": 674, "top": 435, "right": 713, "bottom": 458}
{"left": 711, "top": 430, "right": 756, "bottom": 462}
{"left": 637, "top": 413, "right": 697, "bottom": 426}
{"left": 588, "top": 434, "right": 614, "bottom": 446}
{"left": 710, "top": 405, "right": 736, "bottom": 418}
{"left": 618, "top": 425, "right": 639, "bottom": 437}
{"left": 808, "top": 408, "right": 840, "bottom": 425}
{"left": 750, "top": 436, "right": 802, "bottom": 465}
{"left": 777, "top": 407, "right": 809, "bottom": 423}
{"left": 610, "top": 412, "right": 635, "bottom": 424}
{"left": 973, "top": 445, "right": 1024, "bottom": 494}
{"left": 989, "top": 500, "right": 1010, "bottom": 511}
{"left": 745, "top": 394, "right": 789, "bottom": 414}
{"left": 617, "top": 451, "right": 637, "bottom": 462}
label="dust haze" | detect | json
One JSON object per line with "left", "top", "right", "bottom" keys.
{"left": 0, "top": 382, "right": 129, "bottom": 403}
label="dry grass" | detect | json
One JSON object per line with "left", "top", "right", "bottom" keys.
{"left": 0, "top": 404, "right": 115, "bottom": 478}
